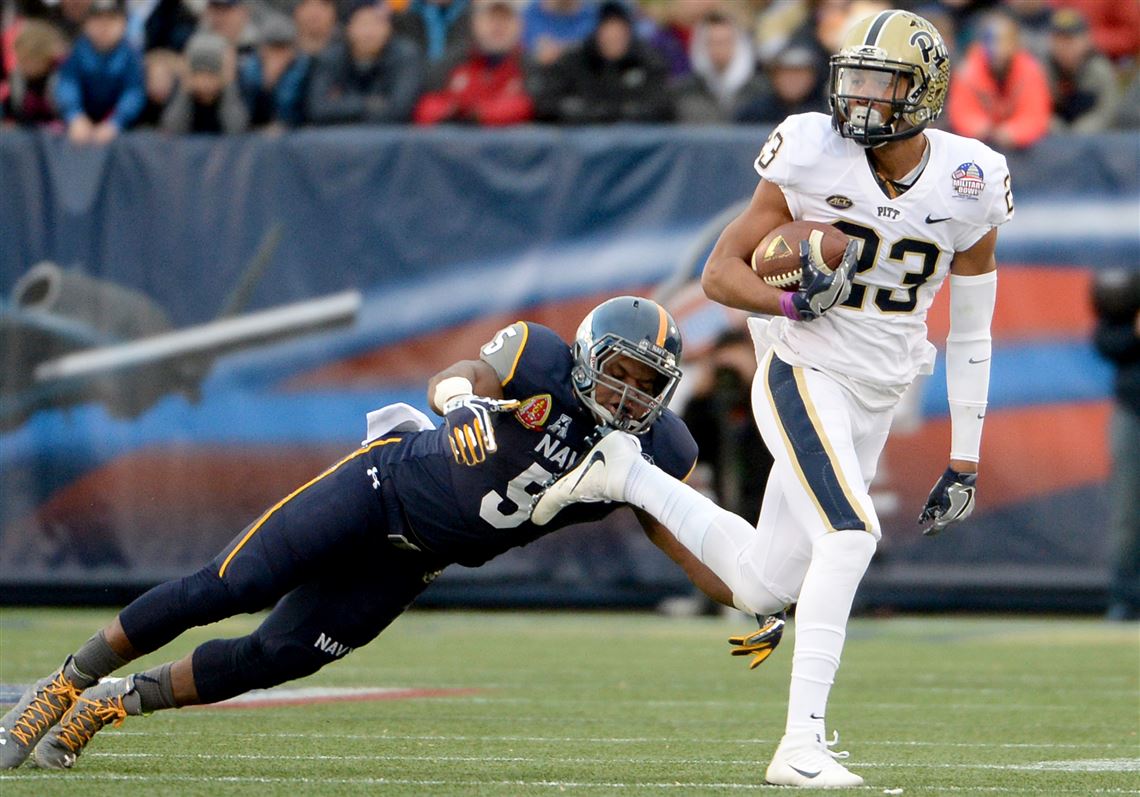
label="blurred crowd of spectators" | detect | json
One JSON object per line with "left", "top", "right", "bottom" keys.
{"left": 1, "top": 0, "right": 1137, "bottom": 146}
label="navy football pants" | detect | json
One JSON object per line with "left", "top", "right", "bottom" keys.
{"left": 117, "top": 443, "right": 442, "bottom": 704}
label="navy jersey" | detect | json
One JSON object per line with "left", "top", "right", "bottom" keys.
{"left": 367, "top": 322, "right": 698, "bottom": 567}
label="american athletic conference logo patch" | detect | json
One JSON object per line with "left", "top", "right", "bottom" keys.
{"left": 951, "top": 162, "right": 985, "bottom": 200}
{"left": 515, "top": 394, "right": 552, "bottom": 430}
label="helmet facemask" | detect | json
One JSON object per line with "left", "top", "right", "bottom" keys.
{"left": 573, "top": 335, "right": 681, "bottom": 435}
{"left": 830, "top": 55, "right": 925, "bottom": 146}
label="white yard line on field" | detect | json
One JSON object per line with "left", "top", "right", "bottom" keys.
{"left": 1, "top": 772, "right": 1138, "bottom": 794}
{"left": 109, "top": 729, "right": 1134, "bottom": 750}
{"left": 85, "top": 751, "right": 1140, "bottom": 772}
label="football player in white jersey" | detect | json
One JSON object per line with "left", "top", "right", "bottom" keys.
{"left": 534, "top": 9, "right": 1012, "bottom": 788}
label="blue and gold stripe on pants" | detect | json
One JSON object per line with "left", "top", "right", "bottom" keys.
{"left": 762, "top": 353, "right": 871, "bottom": 532}
{"left": 217, "top": 437, "right": 403, "bottom": 578}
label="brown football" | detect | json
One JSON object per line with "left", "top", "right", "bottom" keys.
{"left": 751, "top": 220, "right": 851, "bottom": 292}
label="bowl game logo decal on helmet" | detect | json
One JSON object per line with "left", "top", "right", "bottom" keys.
{"left": 951, "top": 162, "right": 985, "bottom": 199}
{"left": 514, "top": 394, "right": 552, "bottom": 430}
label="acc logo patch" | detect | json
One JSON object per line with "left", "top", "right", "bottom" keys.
{"left": 515, "top": 394, "right": 552, "bottom": 430}
{"left": 951, "top": 162, "right": 985, "bottom": 200}
{"left": 826, "top": 194, "right": 854, "bottom": 209}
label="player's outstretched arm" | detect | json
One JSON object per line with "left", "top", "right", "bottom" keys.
{"left": 919, "top": 229, "right": 998, "bottom": 535}
{"left": 636, "top": 510, "right": 733, "bottom": 607}
{"left": 701, "top": 179, "right": 795, "bottom": 316}
{"left": 428, "top": 360, "right": 518, "bottom": 466}
{"left": 427, "top": 360, "right": 505, "bottom": 414}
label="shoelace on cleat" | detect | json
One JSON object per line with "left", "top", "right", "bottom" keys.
{"left": 8, "top": 674, "right": 82, "bottom": 746}
{"left": 53, "top": 693, "right": 129, "bottom": 754}
{"left": 824, "top": 730, "right": 850, "bottom": 761}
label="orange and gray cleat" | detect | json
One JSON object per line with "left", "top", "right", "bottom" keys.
{"left": 0, "top": 662, "right": 84, "bottom": 769}
{"left": 33, "top": 676, "right": 135, "bottom": 770}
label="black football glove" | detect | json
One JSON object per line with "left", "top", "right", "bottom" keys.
{"left": 443, "top": 395, "right": 520, "bottom": 466}
{"left": 785, "top": 239, "right": 859, "bottom": 321}
{"left": 918, "top": 467, "right": 978, "bottom": 536}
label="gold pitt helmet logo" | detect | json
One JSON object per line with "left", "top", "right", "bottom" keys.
{"left": 515, "top": 394, "right": 552, "bottom": 430}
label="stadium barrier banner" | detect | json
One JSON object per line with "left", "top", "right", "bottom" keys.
{"left": 1, "top": 127, "right": 1137, "bottom": 609}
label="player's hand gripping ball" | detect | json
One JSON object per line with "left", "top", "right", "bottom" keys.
{"left": 753, "top": 221, "right": 858, "bottom": 322}
{"left": 443, "top": 395, "right": 520, "bottom": 466}
{"left": 751, "top": 220, "right": 851, "bottom": 291}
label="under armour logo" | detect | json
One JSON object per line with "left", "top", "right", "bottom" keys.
{"left": 366, "top": 467, "right": 380, "bottom": 489}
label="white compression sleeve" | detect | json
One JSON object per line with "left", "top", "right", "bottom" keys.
{"left": 945, "top": 271, "right": 997, "bottom": 462}
{"left": 624, "top": 458, "right": 787, "bottom": 614}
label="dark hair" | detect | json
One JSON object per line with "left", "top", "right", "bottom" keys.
{"left": 701, "top": 11, "right": 735, "bottom": 28}
{"left": 1092, "top": 269, "right": 1140, "bottom": 323}
{"left": 597, "top": 0, "right": 631, "bottom": 25}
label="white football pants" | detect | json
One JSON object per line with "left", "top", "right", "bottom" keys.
{"left": 740, "top": 347, "right": 891, "bottom": 609}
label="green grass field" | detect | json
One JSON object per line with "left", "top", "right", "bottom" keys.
{"left": 1, "top": 608, "right": 1137, "bottom": 796}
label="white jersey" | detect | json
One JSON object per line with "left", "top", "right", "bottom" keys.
{"left": 753, "top": 112, "right": 1013, "bottom": 400}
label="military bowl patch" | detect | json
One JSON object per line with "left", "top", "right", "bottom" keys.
{"left": 952, "top": 161, "right": 985, "bottom": 200}
{"left": 515, "top": 394, "right": 552, "bottom": 429}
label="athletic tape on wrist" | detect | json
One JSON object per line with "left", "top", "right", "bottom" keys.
{"left": 433, "top": 376, "right": 473, "bottom": 412}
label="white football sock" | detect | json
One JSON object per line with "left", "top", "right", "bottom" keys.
{"left": 624, "top": 458, "right": 784, "bottom": 614}
{"left": 785, "top": 529, "right": 876, "bottom": 737}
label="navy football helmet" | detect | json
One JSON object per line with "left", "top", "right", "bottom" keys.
{"left": 572, "top": 296, "right": 683, "bottom": 434}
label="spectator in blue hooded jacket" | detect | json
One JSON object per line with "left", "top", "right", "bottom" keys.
{"left": 55, "top": 0, "right": 145, "bottom": 144}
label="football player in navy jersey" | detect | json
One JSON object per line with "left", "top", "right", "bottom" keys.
{"left": 1, "top": 296, "right": 729, "bottom": 772}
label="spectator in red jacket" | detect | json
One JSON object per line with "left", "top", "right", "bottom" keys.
{"left": 947, "top": 9, "right": 1051, "bottom": 150}
{"left": 414, "top": 0, "right": 533, "bottom": 125}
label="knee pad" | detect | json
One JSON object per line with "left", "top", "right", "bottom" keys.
{"left": 119, "top": 566, "right": 239, "bottom": 653}
{"left": 191, "top": 624, "right": 337, "bottom": 705}
{"left": 813, "top": 529, "right": 877, "bottom": 572}
{"left": 254, "top": 632, "right": 329, "bottom": 685}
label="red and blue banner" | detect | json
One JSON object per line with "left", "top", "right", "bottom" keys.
{"left": 1, "top": 127, "right": 1136, "bottom": 609}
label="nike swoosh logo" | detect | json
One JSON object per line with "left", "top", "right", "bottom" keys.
{"left": 810, "top": 713, "right": 825, "bottom": 720}
{"left": 569, "top": 450, "right": 606, "bottom": 492}
{"left": 968, "top": 356, "right": 990, "bottom": 364}
{"left": 789, "top": 765, "right": 822, "bottom": 779}
{"left": 925, "top": 214, "right": 952, "bottom": 224}
{"left": 977, "top": 413, "right": 986, "bottom": 419}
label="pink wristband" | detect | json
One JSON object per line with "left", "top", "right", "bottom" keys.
{"left": 779, "top": 291, "right": 800, "bottom": 320}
